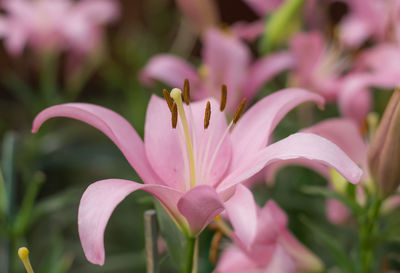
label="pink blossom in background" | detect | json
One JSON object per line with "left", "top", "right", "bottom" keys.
{"left": 0, "top": 0, "right": 119, "bottom": 56}
{"left": 338, "top": 0, "right": 387, "bottom": 48}
{"left": 265, "top": 117, "right": 400, "bottom": 224}
{"left": 174, "top": 0, "right": 219, "bottom": 32}
{"left": 215, "top": 185, "right": 323, "bottom": 273}
{"left": 32, "top": 87, "right": 362, "bottom": 265}
{"left": 290, "top": 31, "right": 346, "bottom": 101}
{"left": 140, "top": 28, "right": 295, "bottom": 112}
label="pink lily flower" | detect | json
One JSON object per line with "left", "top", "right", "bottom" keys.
{"left": 338, "top": 0, "right": 387, "bottom": 48}
{"left": 0, "top": 0, "right": 119, "bottom": 56}
{"left": 338, "top": 43, "right": 400, "bottom": 124}
{"left": 215, "top": 185, "right": 323, "bottom": 273}
{"left": 32, "top": 87, "right": 362, "bottom": 265}
{"left": 290, "top": 31, "right": 347, "bottom": 102}
{"left": 140, "top": 28, "right": 295, "bottom": 112}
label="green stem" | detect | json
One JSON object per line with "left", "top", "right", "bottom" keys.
{"left": 184, "top": 236, "right": 197, "bottom": 273}
{"left": 359, "top": 198, "right": 382, "bottom": 273}
{"left": 39, "top": 52, "right": 59, "bottom": 107}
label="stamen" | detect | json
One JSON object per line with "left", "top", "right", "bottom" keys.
{"left": 204, "top": 101, "right": 211, "bottom": 129}
{"left": 171, "top": 102, "right": 178, "bottom": 128}
{"left": 170, "top": 88, "right": 196, "bottom": 188}
{"left": 162, "top": 89, "right": 174, "bottom": 112}
{"left": 183, "top": 79, "right": 190, "bottom": 105}
{"left": 233, "top": 98, "right": 246, "bottom": 124}
{"left": 18, "top": 247, "right": 34, "bottom": 273}
{"left": 220, "top": 85, "right": 227, "bottom": 112}
{"left": 209, "top": 231, "right": 223, "bottom": 264}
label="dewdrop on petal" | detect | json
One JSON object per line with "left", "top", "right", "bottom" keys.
{"left": 18, "top": 247, "right": 35, "bottom": 273}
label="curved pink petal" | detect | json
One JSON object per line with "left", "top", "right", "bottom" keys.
{"left": 229, "top": 88, "right": 324, "bottom": 172}
{"left": 139, "top": 54, "right": 200, "bottom": 88}
{"left": 279, "top": 229, "right": 324, "bottom": 272}
{"left": 303, "top": 118, "right": 367, "bottom": 164}
{"left": 265, "top": 245, "right": 296, "bottom": 273}
{"left": 32, "top": 103, "right": 160, "bottom": 185}
{"left": 338, "top": 74, "right": 373, "bottom": 124}
{"left": 265, "top": 158, "right": 330, "bottom": 185}
{"left": 339, "top": 17, "right": 372, "bottom": 48}
{"left": 214, "top": 246, "right": 261, "bottom": 273}
{"left": 203, "top": 28, "right": 251, "bottom": 110}
{"left": 145, "top": 95, "right": 187, "bottom": 190}
{"left": 145, "top": 95, "right": 231, "bottom": 190}
{"left": 290, "top": 32, "right": 325, "bottom": 83}
{"left": 78, "top": 179, "right": 183, "bottom": 265}
{"left": 224, "top": 184, "right": 258, "bottom": 249}
{"left": 219, "top": 133, "right": 363, "bottom": 194}
{"left": 244, "top": 51, "right": 295, "bottom": 98}
{"left": 266, "top": 118, "right": 368, "bottom": 183}
{"left": 177, "top": 185, "right": 224, "bottom": 235}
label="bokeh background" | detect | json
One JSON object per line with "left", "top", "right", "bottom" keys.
{"left": 0, "top": 0, "right": 399, "bottom": 272}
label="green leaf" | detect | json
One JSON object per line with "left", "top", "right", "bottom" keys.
{"left": 260, "top": 0, "right": 304, "bottom": 54}
{"left": 301, "top": 185, "right": 363, "bottom": 216}
{"left": 13, "top": 172, "right": 45, "bottom": 235}
{"left": 1, "top": 132, "right": 17, "bottom": 218}
{"left": 301, "top": 216, "right": 356, "bottom": 273}
{"left": 154, "top": 201, "right": 187, "bottom": 272}
{"left": 0, "top": 168, "right": 7, "bottom": 221}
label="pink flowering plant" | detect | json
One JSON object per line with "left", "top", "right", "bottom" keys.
{"left": 3, "top": 1, "right": 400, "bottom": 273}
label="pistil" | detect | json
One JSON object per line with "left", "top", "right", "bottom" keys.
{"left": 170, "top": 88, "right": 196, "bottom": 188}
{"left": 18, "top": 247, "right": 35, "bottom": 273}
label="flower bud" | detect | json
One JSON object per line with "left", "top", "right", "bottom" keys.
{"left": 368, "top": 88, "right": 400, "bottom": 197}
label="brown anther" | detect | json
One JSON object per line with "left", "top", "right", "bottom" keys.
{"left": 220, "top": 84, "right": 227, "bottom": 112}
{"left": 204, "top": 101, "right": 211, "bottom": 129}
{"left": 209, "top": 231, "right": 223, "bottom": 264}
{"left": 171, "top": 102, "right": 178, "bottom": 128}
{"left": 163, "top": 89, "right": 174, "bottom": 112}
{"left": 233, "top": 98, "right": 246, "bottom": 124}
{"left": 183, "top": 79, "right": 190, "bottom": 105}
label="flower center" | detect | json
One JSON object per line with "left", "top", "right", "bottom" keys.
{"left": 164, "top": 80, "right": 246, "bottom": 190}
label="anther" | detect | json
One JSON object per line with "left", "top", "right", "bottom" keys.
{"left": 171, "top": 102, "right": 178, "bottom": 128}
{"left": 204, "top": 101, "right": 211, "bottom": 129}
{"left": 233, "top": 98, "right": 246, "bottom": 124}
{"left": 220, "top": 84, "right": 227, "bottom": 112}
{"left": 162, "top": 89, "right": 174, "bottom": 112}
{"left": 183, "top": 79, "right": 190, "bottom": 105}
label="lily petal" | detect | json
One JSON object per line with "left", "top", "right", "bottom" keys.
{"left": 224, "top": 184, "right": 258, "bottom": 249}
{"left": 177, "top": 185, "right": 224, "bottom": 235}
{"left": 219, "top": 133, "right": 363, "bottom": 194}
{"left": 145, "top": 96, "right": 231, "bottom": 189}
{"left": 265, "top": 245, "right": 296, "bottom": 273}
{"left": 32, "top": 103, "right": 160, "bottom": 184}
{"left": 229, "top": 88, "right": 324, "bottom": 171}
{"left": 139, "top": 54, "right": 199, "bottom": 88}
{"left": 244, "top": 51, "right": 295, "bottom": 98}
{"left": 214, "top": 246, "right": 260, "bottom": 273}
{"left": 78, "top": 179, "right": 182, "bottom": 265}
{"left": 265, "top": 118, "right": 367, "bottom": 184}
